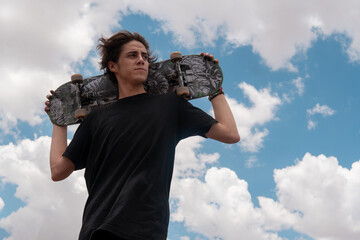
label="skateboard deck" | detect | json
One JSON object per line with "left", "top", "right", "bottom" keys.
{"left": 48, "top": 54, "right": 223, "bottom": 126}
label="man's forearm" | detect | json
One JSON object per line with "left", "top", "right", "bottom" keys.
{"left": 207, "top": 94, "right": 240, "bottom": 143}
{"left": 50, "top": 125, "right": 67, "bottom": 161}
{"left": 211, "top": 94, "right": 238, "bottom": 134}
{"left": 49, "top": 125, "right": 72, "bottom": 181}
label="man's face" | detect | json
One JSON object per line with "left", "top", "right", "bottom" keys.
{"left": 109, "top": 40, "right": 149, "bottom": 85}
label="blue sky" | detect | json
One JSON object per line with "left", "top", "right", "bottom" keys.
{"left": 1, "top": 1, "right": 360, "bottom": 240}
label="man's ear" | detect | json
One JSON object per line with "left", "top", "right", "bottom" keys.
{"left": 108, "top": 61, "right": 118, "bottom": 73}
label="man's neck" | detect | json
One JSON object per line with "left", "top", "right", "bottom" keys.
{"left": 117, "top": 83, "right": 146, "bottom": 99}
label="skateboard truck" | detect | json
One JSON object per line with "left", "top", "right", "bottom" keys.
{"left": 170, "top": 52, "right": 190, "bottom": 98}
{"left": 71, "top": 74, "right": 87, "bottom": 120}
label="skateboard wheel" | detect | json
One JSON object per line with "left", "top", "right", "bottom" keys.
{"left": 75, "top": 108, "right": 87, "bottom": 120}
{"left": 176, "top": 86, "right": 190, "bottom": 98}
{"left": 170, "top": 52, "right": 182, "bottom": 62}
{"left": 71, "top": 74, "right": 83, "bottom": 84}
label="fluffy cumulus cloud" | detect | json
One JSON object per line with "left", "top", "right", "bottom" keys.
{"left": 0, "top": 111, "right": 18, "bottom": 141}
{"left": 225, "top": 82, "right": 281, "bottom": 152}
{"left": 171, "top": 142, "right": 360, "bottom": 240}
{"left": 171, "top": 167, "right": 284, "bottom": 240}
{"left": 173, "top": 137, "right": 220, "bottom": 179}
{"left": 272, "top": 153, "right": 360, "bottom": 240}
{"left": 0, "top": 137, "right": 87, "bottom": 240}
{"left": 171, "top": 137, "right": 284, "bottom": 240}
{"left": 0, "top": 0, "right": 124, "bottom": 133}
{"left": 125, "top": 0, "right": 360, "bottom": 71}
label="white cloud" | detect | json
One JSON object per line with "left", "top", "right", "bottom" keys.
{"left": 180, "top": 236, "right": 190, "bottom": 240}
{"left": 224, "top": 82, "right": 281, "bottom": 152}
{"left": 307, "top": 103, "right": 335, "bottom": 117}
{"left": 279, "top": 76, "right": 306, "bottom": 103}
{"left": 258, "top": 197, "right": 300, "bottom": 231}
{"left": 126, "top": 0, "right": 360, "bottom": 71}
{"left": 171, "top": 167, "right": 284, "bottom": 240}
{"left": 307, "top": 119, "right": 317, "bottom": 130}
{"left": 172, "top": 138, "right": 360, "bottom": 240}
{"left": 0, "top": 0, "right": 124, "bottom": 131}
{"left": 0, "top": 110, "right": 18, "bottom": 140}
{"left": 0, "top": 137, "right": 87, "bottom": 240}
{"left": 245, "top": 155, "right": 263, "bottom": 168}
{"left": 306, "top": 103, "right": 335, "bottom": 130}
{"left": 272, "top": 153, "right": 360, "bottom": 240}
{"left": 0, "top": 197, "right": 4, "bottom": 211}
{"left": 171, "top": 137, "right": 285, "bottom": 240}
{"left": 174, "top": 137, "right": 220, "bottom": 179}
{"left": 292, "top": 77, "right": 305, "bottom": 96}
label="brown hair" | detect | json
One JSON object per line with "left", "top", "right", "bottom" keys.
{"left": 97, "top": 30, "right": 157, "bottom": 83}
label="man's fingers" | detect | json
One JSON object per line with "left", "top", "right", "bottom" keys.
{"left": 45, "top": 90, "right": 54, "bottom": 113}
{"left": 200, "top": 52, "right": 219, "bottom": 64}
{"left": 46, "top": 90, "right": 54, "bottom": 99}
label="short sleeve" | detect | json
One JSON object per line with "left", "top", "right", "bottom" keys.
{"left": 62, "top": 116, "right": 93, "bottom": 170}
{"left": 177, "top": 97, "right": 217, "bottom": 140}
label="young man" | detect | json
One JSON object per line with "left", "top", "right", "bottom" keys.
{"left": 45, "top": 30, "right": 239, "bottom": 240}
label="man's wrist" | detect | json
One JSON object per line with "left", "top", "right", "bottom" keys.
{"left": 208, "top": 87, "right": 224, "bottom": 101}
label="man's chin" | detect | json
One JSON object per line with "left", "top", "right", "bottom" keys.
{"left": 135, "top": 77, "right": 148, "bottom": 85}
{"left": 139, "top": 75, "right": 148, "bottom": 83}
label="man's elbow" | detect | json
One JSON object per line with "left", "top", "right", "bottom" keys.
{"left": 51, "top": 173, "right": 63, "bottom": 182}
{"left": 232, "top": 133, "right": 241, "bottom": 143}
{"left": 50, "top": 157, "right": 74, "bottom": 182}
{"left": 219, "top": 132, "right": 240, "bottom": 144}
{"left": 227, "top": 132, "right": 240, "bottom": 144}
{"left": 51, "top": 170, "right": 68, "bottom": 182}
{"left": 206, "top": 124, "right": 241, "bottom": 144}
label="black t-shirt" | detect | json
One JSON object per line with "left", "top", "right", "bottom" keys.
{"left": 63, "top": 92, "right": 217, "bottom": 240}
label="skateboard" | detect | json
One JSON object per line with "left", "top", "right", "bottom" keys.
{"left": 48, "top": 52, "right": 223, "bottom": 126}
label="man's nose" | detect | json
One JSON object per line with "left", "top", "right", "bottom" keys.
{"left": 137, "top": 55, "right": 145, "bottom": 64}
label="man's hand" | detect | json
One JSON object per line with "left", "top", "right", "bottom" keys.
{"left": 200, "top": 52, "right": 219, "bottom": 64}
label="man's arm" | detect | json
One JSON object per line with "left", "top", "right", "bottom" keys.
{"left": 200, "top": 53, "right": 240, "bottom": 144}
{"left": 49, "top": 125, "right": 75, "bottom": 181}
{"left": 45, "top": 92, "right": 75, "bottom": 181}
{"left": 205, "top": 94, "right": 240, "bottom": 143}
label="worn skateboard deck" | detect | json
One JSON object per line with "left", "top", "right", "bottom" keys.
{"left": 48, "top": 54, "right": 223, "bottom": 126}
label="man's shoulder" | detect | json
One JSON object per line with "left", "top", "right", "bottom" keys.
{"left": 83, "top": 103, "right": 114, "bottom": 122}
